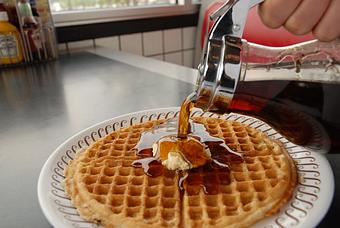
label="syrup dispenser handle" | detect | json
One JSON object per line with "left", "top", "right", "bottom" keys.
{"left": 195, "top": 0, "right": 263, "bottom": 111}
{"left": 241, "top": 39, "right": 340, "bottom": 83}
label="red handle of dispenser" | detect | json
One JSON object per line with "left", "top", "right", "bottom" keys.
{"left": 201, "top": 4, "right": 314, "bottom": 48}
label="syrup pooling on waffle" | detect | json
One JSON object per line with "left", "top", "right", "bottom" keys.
{"left": 160, "top": 94, "right": 245, "bottom": 196}
{"left": 132, "top": 117, "right": 243, "bottom": 192}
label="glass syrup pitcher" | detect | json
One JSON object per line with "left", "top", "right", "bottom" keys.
{"left": 193, "top": 0, "right": 340, "bottom": 114}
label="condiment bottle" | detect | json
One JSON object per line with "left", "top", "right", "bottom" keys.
{"left": 2, "top": 0, "right": 20, "bottom": 28}
{"left": 18, "top": 0, "right": 38, "bottom": 29}
{"left": 0, "top": 0, "right": 6, "bottom": 11}
{"left": 18, "top": 0, "right": 42, "bottom": 60}
{"left": 0, "top": 10, "right": 23, "bottom": 64}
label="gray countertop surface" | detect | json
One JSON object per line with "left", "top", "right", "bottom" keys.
{"left": 0, "top": 50, "right": 337, "bottom": 227}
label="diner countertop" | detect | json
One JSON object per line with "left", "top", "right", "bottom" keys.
{"left": 0, "top": 49, "right": 338, "bottom": 227}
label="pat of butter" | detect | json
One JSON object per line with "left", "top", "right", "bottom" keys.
{"left": 152, "top": 137, "right": 211, "bottom": 171}
{"left": 161, "top": 151, "right": 191, "bottom": 171}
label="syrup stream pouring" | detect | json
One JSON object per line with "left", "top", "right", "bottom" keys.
{"left": 194, "top": 0, "right": 340, "bottom": 113}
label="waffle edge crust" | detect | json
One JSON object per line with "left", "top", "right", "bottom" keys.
{"left": 65, "top": 117, "right": 297, "bottom": 228}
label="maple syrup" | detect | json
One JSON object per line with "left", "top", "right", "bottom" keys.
{"left": 132, "top": 110, "right": 243, "bottom": 194}
{"left": 177, "top": 93, "right": 195, "bottom": 139}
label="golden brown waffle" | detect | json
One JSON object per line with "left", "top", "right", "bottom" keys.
{"left": 65, "top": 117, "right": 297, "bottom": 228}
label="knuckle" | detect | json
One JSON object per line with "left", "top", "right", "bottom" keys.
{"left": 284, "top": 19, "right": 309, "bottom": 35}
{"left": 313, "top": 27, "right": 338, "bottom": 42}
{"left": 258, "top": 7, "right": 283, "bottom": 29}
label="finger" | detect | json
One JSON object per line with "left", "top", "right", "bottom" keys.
{"left": 313, "top": 0, "right": 340, "bottom": 41}
{"left": 284, "top": 0, "right": 330, "bottom": 35}
{"left": 258, "top": 0, "right": 302, "bottom": 28}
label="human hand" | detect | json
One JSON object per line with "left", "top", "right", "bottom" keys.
{"left": 258, "top": 0, "right": 340, "bottom": 41}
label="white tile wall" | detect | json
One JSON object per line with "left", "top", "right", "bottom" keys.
{"left": 120, "top": 33, "right": 143, "bottom": 55}
{"left": 165, "top": 52, "right": 182, "bottom": 65}
{"left": 68, "top": 40, "right": 94, "bottom": 52}
{"left": 183, "top": 27, "right": 197, "bottom": 49}
{"left": 58, "top": 27, "right": 197, "bottom": 68}
{"left": 143, "top": 31, "right": 163, "bottom": 56}
{"left": 164, "top": 28, "right": 182, "bottom": 52}
{"left": 183, "top": 50, "right": 194, "bottom": 68}
{"left": 95, "top": 36, "right": 119, "bottom": 51}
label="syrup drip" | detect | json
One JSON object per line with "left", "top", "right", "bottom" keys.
{"left": 177, "top": 93, "right": 195, "bottom": 139}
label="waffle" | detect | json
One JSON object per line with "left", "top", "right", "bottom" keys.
{"left": 65, "top": 117, "right": 297, "bottom": 228}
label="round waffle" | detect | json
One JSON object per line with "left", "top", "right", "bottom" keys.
{"left": 65, "top": 117, "right": 297, "bottom": 228}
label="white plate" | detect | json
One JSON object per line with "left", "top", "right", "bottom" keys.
{"left": 38, "top": 107, "right": 334, "bottom": 228}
